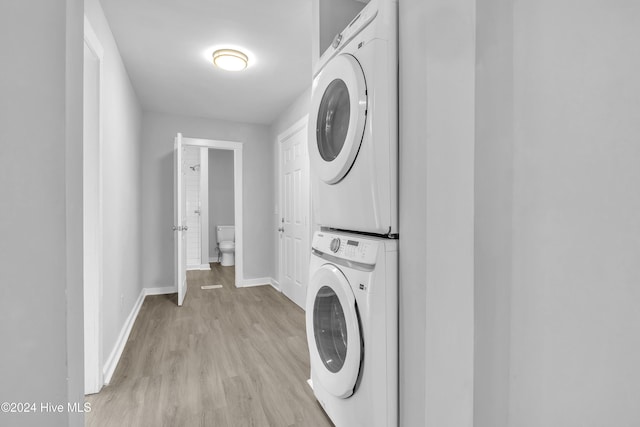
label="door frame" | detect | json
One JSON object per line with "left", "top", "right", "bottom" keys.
{"left": 83, "top": 16, "right": 104, "bottom": 395}
{"left": 181, "top": 137, "right": 245, "bottom": 286}
{"left": 278, "top": 115, "right": 312, "bottom": 302}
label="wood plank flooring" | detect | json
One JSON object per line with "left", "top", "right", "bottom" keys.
{"left": 86, "top": 264, "right": 333, "bottom": 427}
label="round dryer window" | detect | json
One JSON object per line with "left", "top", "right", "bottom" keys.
{"left": 308, "top": 54, "right": 367, "bottom": 185}
{"left": 316, "top": 80, "right": 350, "bottom": 162}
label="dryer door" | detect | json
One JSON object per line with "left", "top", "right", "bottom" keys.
{"left": 308, "top": 54, "right": 367, "bottom": 185}
{"left": 306, "top": 263, "right": 362, "bottom": 398}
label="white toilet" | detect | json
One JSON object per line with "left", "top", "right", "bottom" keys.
{"left": 216, "top": 225, "right": 235, "bottom": 266}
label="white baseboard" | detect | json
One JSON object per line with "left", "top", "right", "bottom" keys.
{"left": 103, "top": 289, "right": 145, "bottom": 385}
{"left": 236, "top": 277, "right": 272, "bottom": 288}
{"left": 187, "top": 263, "right": 211, "bottom": 271}
{"left": 145, "top": 286, "right": 176, "bottom": 296}
{"left": 235, "top": 277, "right": 281, "bottom": 292}
{"left": 270, "top": 278, "right": 281, "bottom": 292}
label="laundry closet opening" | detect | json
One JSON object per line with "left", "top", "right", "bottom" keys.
{"left": 184, "top": 146, "right": 237, "bottom": 272}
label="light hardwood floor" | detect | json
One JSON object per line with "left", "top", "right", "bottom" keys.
{"left": 86, "top": 264, "right": 333, "bottom": 427}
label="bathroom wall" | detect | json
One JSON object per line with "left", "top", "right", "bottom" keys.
{"left": 141, "top": 111, "right": 275, "bottom": 287}
{"left": 0, "top": 1, "right": 84, "bottom": 426}
{"left": 208, "top": 149, "right": 235, "bottom": 260}
{"left": 85, "top": 0, "right": 144, "bottom": 370}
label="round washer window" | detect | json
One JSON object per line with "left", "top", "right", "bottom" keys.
{"left": 313, "top": 285, "right": 348, "bottom": 373}
{"left": 316, "top": 79, "right": 351, "bottom": 162}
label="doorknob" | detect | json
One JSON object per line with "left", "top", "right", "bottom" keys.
{"left": 278, "top": 227, "right": 284, "bottom": 232}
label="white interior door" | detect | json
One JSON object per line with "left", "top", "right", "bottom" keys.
{"left": 279, "top": 118, "right": 311, "bottom": 309}
{"left": 174, "top": 133, "right": 188, "bottom": 306}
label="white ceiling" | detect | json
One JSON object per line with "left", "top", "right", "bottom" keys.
{"left": 99, "top": 0, "right": 313, "bottom": 125}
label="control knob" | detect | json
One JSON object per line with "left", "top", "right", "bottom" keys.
{"left": 330, "top": 238, "right": 340, "bottom": 253}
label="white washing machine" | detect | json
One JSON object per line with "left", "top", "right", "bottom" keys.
{"left": 308, "top": 0, "right": 398, "bottom": 236}
{"left": 306, "top": 230, "right": 397, "bottom": 427}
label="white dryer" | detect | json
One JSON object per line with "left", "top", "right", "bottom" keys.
{"left": 308, "top": 0, "right": 398, "bottom": 236}
{"left": 306, "top": 230, "right": 397, "bottom": 427}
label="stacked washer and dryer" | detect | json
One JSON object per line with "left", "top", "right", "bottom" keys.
{"left": 305, "top": 0, "right": 398, "bottom": 426}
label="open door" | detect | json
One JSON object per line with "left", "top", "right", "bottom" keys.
{"left": 174, "top": 133, "right": 188, "bottom": 306}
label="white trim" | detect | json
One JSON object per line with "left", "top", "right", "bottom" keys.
{"left": 180, "top": 137, "right": 245, "bottom": 288}
{"left": 236, "top": 277, "right": 273, "bottom": 288}
{"left": 83, "top": 16, "right": 104, "bottom": 59}
{"left": 144, "top": 286, "right": 177, "bottom": 296}
{"left": 103, "top": 289, "right": 145, "bottom": 385}
{"left": 83, "top": 16, "right": 105, "bottom": 396}
{"left": 270, "top": 278, "right": 282, "bottom": 292}
{"left": 187, "top": 264, "right": 211, "bottom": 271}
{"left": 182, "top": 137, "right": 243, "bottom": 150}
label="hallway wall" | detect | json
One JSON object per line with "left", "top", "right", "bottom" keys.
{"left": 475, "top": 1, "right": 640, "bottom": 425}
{"left": 141, "top": 111, "right": 275, "bottom": 289}
{"left": 508, "top": 1, "right": 640, "bottom": 425}
{"left": 85, "top": 0, "right": 144, "bottom": 370}
{"left": 0, "top": 1, "right": 84, "bottom": 426}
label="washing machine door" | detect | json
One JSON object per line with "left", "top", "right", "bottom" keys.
{"left": 306, "top": 263, "right": 362, "bottom": 399}
{"left": 308, "top": 54, "right": 367, "bottom": 185}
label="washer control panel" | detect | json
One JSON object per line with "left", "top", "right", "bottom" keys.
{"left": 312, "top": 231, "right": 378, "bottom": 266}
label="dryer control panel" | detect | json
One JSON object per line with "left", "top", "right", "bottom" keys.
{"left": 312, "top": 231, "right": 378, "bottom": 266}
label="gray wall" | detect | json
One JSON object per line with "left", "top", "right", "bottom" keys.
{"left": 0, "top": 1, "right": 84, "bottom": 426}
{"left": 399, "top": 0, "right": 476, "bottom": 426}
{"left": 141, "top": 111, "right": 275, "bottom": 286}
{"left": 208, "top": 149, "right": 235, "bottom": 258}
{"left": 508, "top": 1, "right": 640, "bottom": 425}
{"left": 85, "top": 0, "right": 144, "bottom": 367}
{"left": 475, "top": 1, "right": 640, "bottom": 425}
{"left": 473, "top": 0, "right": 513, "bottom": 425}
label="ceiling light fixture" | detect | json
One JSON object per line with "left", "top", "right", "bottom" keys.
{"left": 212, "top": 49, "right": 249, "bottom": 71}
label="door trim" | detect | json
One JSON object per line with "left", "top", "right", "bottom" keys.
{"left": 181, "top": 137, "right": 245, "bottom": 287}
{"left": 83, "top": 15, "right": 104, "bottom": 395}
{"left": 278, "top": 115, "right": 312, "bottom": 307}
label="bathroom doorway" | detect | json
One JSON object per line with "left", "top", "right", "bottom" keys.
{"left": 183, "top": 146, "right": 236, "bottom": 269}
{"left": 176, "top": 136, "right": 246, "bottom": 288}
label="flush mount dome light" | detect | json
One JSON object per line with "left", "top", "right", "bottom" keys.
{"left": 212, "top": 49, "right": 248, "bottom": 71}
